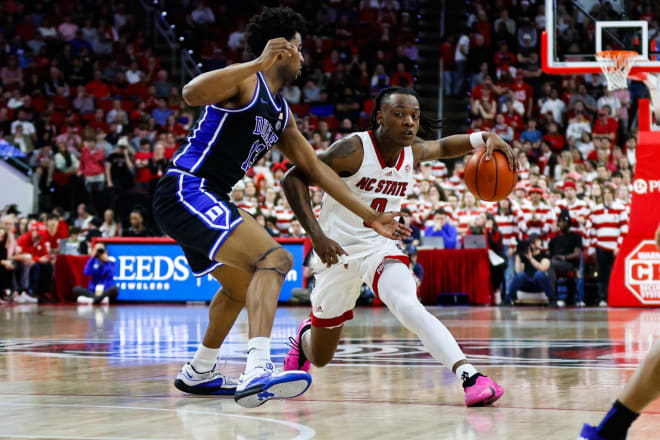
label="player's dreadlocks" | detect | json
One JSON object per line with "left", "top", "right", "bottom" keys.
{"left": 369, "top": 87, "right": 443, "bottom": 140}
{"left": 245, "top": 7, "right": 307, "bottom": 56}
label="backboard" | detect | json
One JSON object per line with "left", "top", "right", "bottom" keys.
{"left": 542, "top": 0, "right": 660, "bottom": 74}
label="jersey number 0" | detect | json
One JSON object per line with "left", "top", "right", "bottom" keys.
{"left": 363, "top": 198, "right": 387, "bottom": 227}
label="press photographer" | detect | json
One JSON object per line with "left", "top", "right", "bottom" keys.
{"left": 73, "top": 243, "right": 118, "bottom": 304}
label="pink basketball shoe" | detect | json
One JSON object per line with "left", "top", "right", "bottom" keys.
{"left": 283, "top": 318, "right": 312, "bottom": 372}
{"left": 463, "top": 374, "right": 504, "bottom": 407}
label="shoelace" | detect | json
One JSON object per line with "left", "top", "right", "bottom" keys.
{"left": 286, "top": 336, "right": 301, "bottom": 352}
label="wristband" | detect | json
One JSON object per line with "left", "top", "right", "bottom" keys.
{"left": 469, "top": 131, "right": 487, "bottom": 149}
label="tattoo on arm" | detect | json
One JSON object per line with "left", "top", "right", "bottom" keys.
{"left": 319, "top": 137, "right": 361, "bottom": 177}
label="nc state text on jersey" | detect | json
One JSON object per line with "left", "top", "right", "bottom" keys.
{"left": 355, "top": 177, "right": 409, "bottom": 197}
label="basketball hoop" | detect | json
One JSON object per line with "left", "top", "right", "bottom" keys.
{"left": 595, "top": 50, "right": 639, "bottom": 91}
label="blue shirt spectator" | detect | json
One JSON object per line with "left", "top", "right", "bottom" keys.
{"left": 423, "top": 209, "right": 458, "bottom": 249}
{"left": 152, "top": 100, "right": 173, "bottom": 127}
{"left": 83, "top": 251, "right": 116, "bottom": 291}
{"left": 520, "top": 120, "right": 542, "bottom": 145}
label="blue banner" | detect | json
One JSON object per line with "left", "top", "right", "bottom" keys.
{"left": 105, "top": 242, "right": 304, "bottom": 302}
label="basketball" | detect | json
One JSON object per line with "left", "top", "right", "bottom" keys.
{"left": 463, "top": 148, "right": 517, "bottom": 202}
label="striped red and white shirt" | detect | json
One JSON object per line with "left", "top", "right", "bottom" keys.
{"left": 495, "top": 213, "right": 519, "bottom": 247}
{"left": 482, "top": 201, "right": 498, "bottom": 215}
{"left": 438, "top": 202, "right": 459, "bottom": 225}
{"left": 587, "top": 202, "right": 629, "bottom": 252}
{"left": 235, "top": 200, "right": 257, "bottom": 215}
{"left": 441, "top": 175, "right": 465, "bottom": 194}
{"left": 554, "top": 197, "right": 591, "bottom": 241}
{"left": 274, "top": 206, "right": 294, "bottom": 235}
{"left": 456, "top": 208, "right": 483, "bottom": 233}
{"left": 431, "top": 162, "right": 448, "bottom": 179}
{"left": 517, "top": 201, "right": 554, "bottom": 241}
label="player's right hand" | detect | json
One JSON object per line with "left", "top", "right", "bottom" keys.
{"left": 312, "top": 235, "right": 349, "bottom": 268}
{"left": 255, "top": 38, "right": 298, "bottom": 71}
{"left": 371, "top": 211, "right": 413, "bottom": 241}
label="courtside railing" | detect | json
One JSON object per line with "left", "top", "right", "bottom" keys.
{"left": 137, "top": 0, "right": 202, "bottom": 87}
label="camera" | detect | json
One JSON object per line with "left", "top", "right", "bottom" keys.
{"left": 516, "top": 239, "right": 530, "bottom": 257}
{"left": 95, "top": 248, "right": 106, "bottom": 257}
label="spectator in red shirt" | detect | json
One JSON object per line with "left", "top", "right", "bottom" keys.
{"left": 493, "top": 41, "right": 516, "bottom": 69}
{"left": 88, "top": 109, "right": 110, "bottom": 133}
{"left": 592, "top": 106, "right": 619, "bottom": 145}
{"left": 390, "top": 62, "right": 414, "bottom": 87}
{"left": 78, "top": 140, "right": 107, "bottom": 207}
{"left": 439, "top": 35, "right": 456, "bottom": 96}
{"left": 85, "top": 70, "right": 111, "bottom": 99}
{"left": 16, "top": 221, "right": 53, "bottom": 301}
{"left": 52, "top": 208, "right": 69, "bottom": 239}
{"left": 134, "top": 138, "right": 153, "bottom": 194}
{"left": 322, "top": 50, "right": 340, "bottom": 75}
{"left": 503, "top": 98, "right": 524, "bottom": 137}
{"left": 510, "top": 70, "right": 533, "bottom": 116}
{"left": 41, "top": 215, "right": 63, "bottom": 254}
{"left": 543, "top": 122, "right": 566, "bottom": 152}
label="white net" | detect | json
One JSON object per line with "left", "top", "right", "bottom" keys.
{"left": 595, "top": 50, "right": 639, "bottom": 91}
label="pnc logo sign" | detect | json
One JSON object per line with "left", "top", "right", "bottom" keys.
{"left": 625, "top": 241, "right": 660, "bottom": 305}
{"left": 632, "top": 178, "right": 660, "bottom": 195}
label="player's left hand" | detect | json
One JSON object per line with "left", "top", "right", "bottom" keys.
{"left": 484, "top": 132, "right": 518, "bottom": 171}
{"left": 656, "top": 223, "right": 660, "bottom": 249}
{"left": 371, "top": 211, "right": 412, "bottom": 241}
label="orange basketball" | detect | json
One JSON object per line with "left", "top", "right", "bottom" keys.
{"left": 463, "top": 148, "right": 517, "bottom": 202}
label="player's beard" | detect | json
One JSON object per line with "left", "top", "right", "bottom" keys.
{"left": 277, "top": 64, "right": 299, "bottom": 85}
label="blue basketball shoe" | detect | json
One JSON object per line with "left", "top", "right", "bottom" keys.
{"left": 577, "top": 424, "right": 615, "bottom": 440}
{"left": 233, "top": 362, "right": 312, "bottom": 408}
{"left": 173, "top": 362, "right": 238, "bottom": 395}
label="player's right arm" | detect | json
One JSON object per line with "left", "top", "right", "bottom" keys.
{"left": 181, "top": 38, "right": 298, "bottom": 107}
{"left": 281, "top": 138, "right": 362, "bottom": 266}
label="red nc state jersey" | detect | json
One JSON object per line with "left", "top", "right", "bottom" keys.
{"left": 318, "top": 131, "right": 415, "bottom": 259}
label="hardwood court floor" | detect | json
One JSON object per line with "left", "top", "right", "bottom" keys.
{"left": 1, "top": 304, "right": 659, "bottom": 440}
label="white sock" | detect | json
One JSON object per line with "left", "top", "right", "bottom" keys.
{"left": 245, "top": 337, "right": 271, "bottom": 372}
{"left": 455, "top": 363, "right": 479, "bottom": 383}
{"left": 376, "top": 262, "right": 467, "bottom": 371}
{"left": 191, "top": 344, "right": 219, "bottom": 373}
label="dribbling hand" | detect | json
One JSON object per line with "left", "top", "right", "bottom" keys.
{"left": 484, "top": 132, "right": 518, "bottom": 172}
{"left": 256, "top": 38, "right": 298, "bottom": 71}
{"left": 371, "top": 211, "right": 412, "bottom": 241}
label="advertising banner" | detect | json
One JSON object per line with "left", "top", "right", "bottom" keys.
{"left": 609, "top": 101, "right": 660, "bottom": 306}
{"left": 99, "top": 238, "right": 306, "bottom": 302}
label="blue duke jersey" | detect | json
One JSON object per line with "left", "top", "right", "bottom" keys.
{"left": 171, "top": 72, "right": 290, "bottom": 195}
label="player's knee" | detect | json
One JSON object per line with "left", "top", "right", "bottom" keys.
{"left": 255, "top": 247, "right": 293, "bottom": 276}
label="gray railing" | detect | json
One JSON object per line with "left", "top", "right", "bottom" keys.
{"left": 137, "top": 0, "right": 202, "bottom": 87}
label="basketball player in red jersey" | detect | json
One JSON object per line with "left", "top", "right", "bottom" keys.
{"left": 282, "top": 87, "right": 516, "bottom": 406}
{"left": 155, "top": 7, "right": 410, "bottom": 408}
{"left": 578, "top": 221, "right": 660, "bottom": 439}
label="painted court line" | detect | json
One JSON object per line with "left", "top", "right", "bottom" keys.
{"left": 0, "top": 402, "right": 316, "bottom": 440}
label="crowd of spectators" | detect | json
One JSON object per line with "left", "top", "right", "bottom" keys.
{"left": 0, "top": 0, "right": 422, "bottom": 302}
{"left": 430, "top": 0, "right": 657, "bottom": 306}
{"left": 0, "top": 0, "right": 651, "bottom": 306}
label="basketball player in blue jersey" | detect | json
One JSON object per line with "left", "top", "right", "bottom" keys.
{"left": 578, "top": 222, "right": 660, "bottom": 440}
{"left": 281, "top": 88, "right": 516, "bottom": 407}
{"left": 153, "top": 8, "right": 410, "bottom": 408}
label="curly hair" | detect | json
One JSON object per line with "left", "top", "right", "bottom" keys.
{"left": 245, "top": 7, "right": 306, "bottom": 57}
{"left": 368, "top": 87, "right": 442, "bottom": 140}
